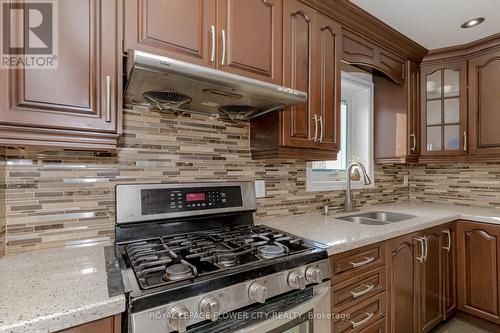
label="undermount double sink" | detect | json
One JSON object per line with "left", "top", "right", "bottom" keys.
{"left": 336, "top": 211, "right": 416, "bottom": 226}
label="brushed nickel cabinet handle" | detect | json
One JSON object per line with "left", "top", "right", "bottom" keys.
{"left": 221, "top": 29, "right": 227, "bottom": 66}
{"left": 319, "top": 116, "right": 324, "bottom": 143}
{"left": 416, "top": 237, "right": 425, "bottom": 263}
{"left": 210, "top": 25, "right": 216, "bottom": 63}
{"left": 423, "top": 236, "right": 428, "bottom": 262}
{"left": 105, "top": 76, "right": 112, "bottom": 122}
{"left": 442, "top": 229, "right": 451, "bottom": 252}
{"left": 350, "top": 312, "right": 374, "bottom": 328}
{"left": 313, "top": 114, "right": 318, "bottom": 142}
{"left": 350, "top": 284, "right": 375, "bottom": 299}
{"left": 348, "top": 256, "right": 375, "bottom": 268}
{"left": 463, "top": 131, "right": 467, "bottom": 152}
{"left": 410, "top": 133, "right": 416, "bottom": 151}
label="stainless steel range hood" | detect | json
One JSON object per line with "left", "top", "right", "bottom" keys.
{"left": 124, "top": 50, "right": 307, "bottom": 122}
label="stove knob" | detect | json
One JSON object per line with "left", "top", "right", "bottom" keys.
{"left": 305, "top": 266, "right": 323, "bottom": 284}
{"left": 167, "top": 306, "right": 190, "bottom": 333}
{"left": 199, "top": 296, "right": 221, "bottom": 321}
{"left": 248, "top": 282, "right": 268, "bottom": 304}
{"left": 288, "top": 271, "right": 306, "bottom": 290}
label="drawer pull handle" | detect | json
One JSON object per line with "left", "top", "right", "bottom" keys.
{"left": 350, "top": 284, "right": 375, "bottom": 299}
{"left": 350, "top": 312, "right": 374, "bottom": 328}
{"left": 348, "top": 256, "right": 375, "bottom": 268}
{"left": 416, "top": 237, "right": 425, "bottom": 263}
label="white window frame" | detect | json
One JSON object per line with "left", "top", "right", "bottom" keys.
{"left": 306, "top": 72, "right": 374, "bottom": 192}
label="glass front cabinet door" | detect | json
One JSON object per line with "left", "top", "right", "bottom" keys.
{"left": 421, "top": 61, "right": 467, "bottom": 160}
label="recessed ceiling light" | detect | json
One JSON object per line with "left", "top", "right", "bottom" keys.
{"left": 461, "top": 17, "right": 485, "bottom": 29}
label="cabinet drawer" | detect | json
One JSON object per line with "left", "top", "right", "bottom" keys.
{"left": 332, "top": 266, "right": 385, "bottom": 310}
{"left": 330, "top": 244, "right": 385, "bottom": 282}
{"left": 356, "top": 318, "right": 385, "bottom": 333}
{"left": 333, "top": 293, "right": 386, "bottom": 333}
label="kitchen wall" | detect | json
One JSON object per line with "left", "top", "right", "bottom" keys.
{"left": 410, "top": 162, "right": 500, "bottom": 208}
{"left": 2, "top": 106, "right": 409, "bottom": 254}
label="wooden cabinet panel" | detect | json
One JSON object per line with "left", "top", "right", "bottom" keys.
{"left": 420, "top": 61, "right": 467, "bottom": 162}
{"left": 282, "top": 0, "right": 317, "bottom": 149}
{"left": 56, "top": 314, "right": 121, "bottom": 333}
{"left": 458, "top": 220, "right": 500, "bottom": 324}
{"left": 341, "top": 29, "right": 405, "bottom": 85}
{"left": 416, "top": 231, "right": 442, "bottom": 333}
{"left": 217, "top": 0, "right": 282, "bottom": 84}
{"left": 333, "top": 293, "right": 386, "bottom": 333}
{"left": 332, "top": 266, "right": 385, "bottom": 311}
{"left": 0, "top": 0, "right": 122, "bottom": 149}
{"left": 374, "top": 60, "right": 420, "bottom": 164}
{"left": 386, "top": 234, "right": 417, "bottom": 333}
{"left": 468, "top": 49, "right": 500, "bottom": 157}
{"left": 316, "top": 13, "right": 341, "bottom": 152}
{"left": 124, "top": 0, "right": 216, "bottom": 66}
{"left": 441, "top": 225, "right": 457, "bottom": 320}
{"left": 330, "top": 243, "right": 385, "bottom": 283}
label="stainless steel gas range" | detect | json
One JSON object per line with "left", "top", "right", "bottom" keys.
{"left": 113, "top": 182, "right": 331, "bottom": 333}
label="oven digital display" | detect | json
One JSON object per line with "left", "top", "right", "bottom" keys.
{"left": 186, "top": 193, "right": 206, "bottom": 202}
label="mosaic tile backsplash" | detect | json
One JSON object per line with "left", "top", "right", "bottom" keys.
{"left": 410, "top": 162, "right": 500, "bottom": 208}
{"left": 2, "top": 107, "right": 409, "bottom": 254}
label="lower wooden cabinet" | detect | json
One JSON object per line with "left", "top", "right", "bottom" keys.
{"left": 386, "top": 233, "right": 417, "bottom": 333}
{"left": 331, "top": 220, "right": 500, "bottom": 332}
{"left": 56, "top": 314, "right": 121, "bottom": 333}
{"left": 441, "top": 224, "right": 457, "bottom": 319}
{"left": 457, "top": 220, "right": 500, "bottom": 324}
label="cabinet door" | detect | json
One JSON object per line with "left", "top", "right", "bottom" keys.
{"left": 441, "top": 225, "right": 457, "bottom": 320}
{"left": 407, "top": 61, "right": 420, "bottom": 160}
{"left": 386, "top": 234, "right": 417, "bottom": 333}
{"left": 216, "top": 0, "right": 282, "bottom": 84}
{"left": 0, "top": 0, "right": 121, "bottom": 139}
{"left": 420, "top": 61, "right": 467, "bottom": 160}
{"left": 124, "top": 0, "right": 216, "bottom": 67}
{"left": 416, "top": 232, "right": 442, "bottom": 333}
{"left": 468, "top": 49, "right": 500, "bottom": 157}
{"left": 458, "top": 221, "right": 500, "bottom": 324}
{"left": 282, "top": 0, "right": 317, "bottom": 149}
{"left": 315, "top": 13, "right": 341, "bottom": 152}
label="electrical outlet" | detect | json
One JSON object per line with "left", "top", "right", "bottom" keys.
{"left": 403, "top": 175, "right": 409, "bottom": 186}
{"left": 255, "top": 180, "right": 266, "bottom": 198}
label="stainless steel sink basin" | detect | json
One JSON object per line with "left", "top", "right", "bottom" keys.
{"left": 336, "top": 211, "right": 416, "bottom": 225}
{"left": 356, "top": 212, "right": 416, "bottom": 222}
{"left": 339, "top": 216, "right": 390, "bottom": 226}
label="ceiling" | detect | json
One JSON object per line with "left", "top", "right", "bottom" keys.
{"left": 350, "top": 0, "right": 500, "bottom": 50}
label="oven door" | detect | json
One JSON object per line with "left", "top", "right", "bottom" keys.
{"left": 235, "top": 281, "right": 331, "bottom": 333}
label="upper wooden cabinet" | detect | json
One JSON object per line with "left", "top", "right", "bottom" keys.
{"left": 216, "top": 0, "right": 282, "bottom": 84}
{"left": 341, "top": 29, "right": 405, "bottom": 85}
{"left": 250, "top": 0, "right": 341, "bottom": 160}
{"left": 0, "top": 0, "right": 122, "bottom": 150}
{"left": 420, "top": 61, "right": 467, "bottom": 162}
{"left": 124, "top": 0, "right": 216, "bottom": 67}
{"left": 124, "top": 0, "right": 282, "bottom": 84}
{"left": 468, "top": 48, "right": 500, "bottom": 158}
{"left": 457, "top": 220, "right": 500, "bottom": 324}
{"left": 374, "top": 61, "right": 420, "bottom": 164}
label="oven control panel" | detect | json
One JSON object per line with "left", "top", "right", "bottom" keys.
{"left": 141, "top": 186, "right": 243, "bottom": 216}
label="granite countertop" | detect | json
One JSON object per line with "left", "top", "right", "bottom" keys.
{"left": 0, "top": 245, "right": 126, "bottom": 333}
{"left": 257, "top": 202, "right": 500, "bottom": 255}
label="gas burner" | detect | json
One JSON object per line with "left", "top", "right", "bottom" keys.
{"left": 163, "top": 263, "right": 194, "bottom": 281}
{"left": 218, "top": 256, "right": 238, "bottom": 267}
{"left": 258, "top": 244, "right": 286, "bottom": 259}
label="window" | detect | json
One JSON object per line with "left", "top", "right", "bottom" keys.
{"left": 306, "top": 71, "right": 374, "bottom": 192}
